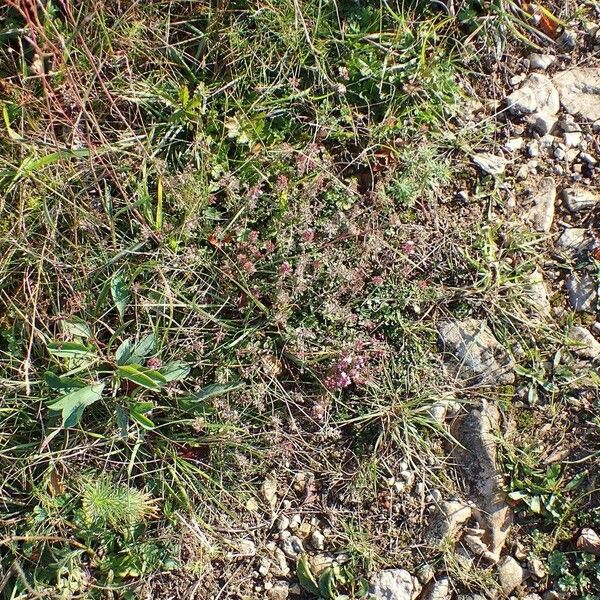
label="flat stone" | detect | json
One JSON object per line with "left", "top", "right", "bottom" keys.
{"left": 553, "top": 68, "right": 600, "bottom": 121}
{"left": 566, "top": 273, "right": 598, "bottom": 313}
{"left": 507, "top": 74, "right": 560, "bottom": 116}
{"left": 568, "top": 326, "right": 600, "bottom": 359}
{"left": 422, "top": 577, "right": 451, "bottom": 600}
{"left": 556, "top": 228, "right": 593, "bottom": 257}
{"left": 426, "top": 499, "right": 472, "bottom": 544}
{"left": 453, "top": 402, "right": 513, "bottom": 560}
{"left": 370, "top": 569, "right": 421, "bottom": 600}
{"left": 472, "top": 153, "right": 507, "bottom": 176}
{"left": 498, "top": 556, "right": 525, "bottom": 595}
{"left": 563, "top": 188, "right": 600, "bottom": 212}
{"left": 438, "top": 319, "right": 515, "bottom": 385}
{"left": 523, "top": 176, "right": 555, "bottom": 232}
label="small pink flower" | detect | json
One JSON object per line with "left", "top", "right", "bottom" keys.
{"left": 302, "top": 229, "right": 314, "bottom": 243}
{"left": 402, "top": 241, "right": 416, "bottom": 255}
{"left": 371, "top": 275, "right": 384, "bottom": 286}
{"left": 147, "top": 357, "right": 162, "bottom": 369}
{"left": 279, "top": 261, "right": 292, "bottom": 276}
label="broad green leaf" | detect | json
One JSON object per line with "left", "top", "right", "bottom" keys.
{"left": 47, "top": 383, "right": 105, "bottom": 428}
{"left": 111, "top": 274, "right": 130, "bottom": 320}
{"left": 47, "top": 341, "right": 96, "bottom": 359}
{"left": 118, "top": 364, "right": 166, "bottom": 390}
{"left": 195, "top": 381, "right": 242, "bottom": 401}
{"left": 130, "top": 402, "right": 155, "bottom": 429}
{"left": 160, "top": 361, "right": 190, "bottom": 382}
{"left": 130, "top": 334, "right": 155, "bottom": 364}
{"left": 44, "top": 371, "right": 85, "bottom": 393}
{"left": 297, "top": 554, "right": 319, "bottom": 595}
{"left": 319, "top": 568, "right": 336, "bottom": 599}
{"left": 62, "top": 318, "right": 91, "bottom": 339}
{"left": 115, "top": 338, "right": 134, "bottom": 365}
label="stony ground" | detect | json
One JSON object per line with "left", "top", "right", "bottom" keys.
{"left": 1, "top": 2, "right": 600, "bottom": 600}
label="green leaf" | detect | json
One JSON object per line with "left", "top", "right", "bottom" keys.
{"left": 195, "top": 381, "right": 242, "bottom": 401}
{"left": 131, "top": 334, "right": 156, "bottom": 364}
{"left": 130, "top": 402, "right": 155, "bottom": 430}
{"left": 297, "top": 554, "right": 319, "bottom": 595}
{"left": 111, "top": 274, "right": 130, "bottom": 320}
{"left": 118, "top": 364, "right": 166, "bottom": 390}
{"left": 115, "top": 338, "right": 134, "bottom": 365}
{"left": 160, "top": 361, "right": 190, "bottom": 382}
{"left": 319, "top": 568, "right": 337, "bottom": 599}
{"left": 356, "top": 578, "right": 369, "bottom": 597}
{"left": 47, "top": 341, "right": 96, "bottom": 359}
{"left": 44, "top": 371, "right": 86, "bottom": 393}
{"left": 47, "top": 383, "right": 105, "bottom": 428}
{"left": 62, "top": 318, "right": 92, "bottom": 339}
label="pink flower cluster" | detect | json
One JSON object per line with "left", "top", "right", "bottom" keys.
{"left": 324, "top": 353, "right": 367, "bottom": 391}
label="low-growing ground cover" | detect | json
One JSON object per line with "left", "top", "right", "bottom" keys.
{"left": 1, "top": 1, "right": 599, "bottom": 599}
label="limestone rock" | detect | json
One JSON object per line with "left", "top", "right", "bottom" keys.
{"left": 423, "top": 577, "right": 451, "bottom": 600}
{"left": 528, "top": 53, "right": 556, "bottom": 70}
{"left": 577, "top": 528, "right": 600, "bottom": 556}
{"left": 427, "top": 499, "right": 472, "bottom": 544}
{"left": 472, "top": 153, "right": 507, "bottom": 176}
{"left": 370, "top": 569, "right": 421, "bottom": 600}
{"left": 524, "top": 176, "right": 555, "bottom": 232}
{"left": 553, "top": 68, "right": 600, "bottom": 121}
{"left": 452, "top": 402, "right": 513, "bottom": 560}
{"left": 556, "top": 228, "right": 593, "bottom": 258}
{"left": 507, "top": 74, "right": 560, "bottom": 116}
{"left": 438, "top": 319, "right": 515, "bottom": 386}
{"left": 566, "top": 273, "right": 598, "bottom": 313}
{"left": 568, "top": 326, "right": 600, "bottom": 359}
{"left": 563, "top": 188, "right": 600, "bottom": 212}
{"left": 498, "top": 556, "right": 525, "bottom": 595}
{"left": 525, "top": 268, "right": 552, "bottom": 319}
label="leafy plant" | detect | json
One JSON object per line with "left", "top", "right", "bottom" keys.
{"left": 548, "top": 550, "right": 600, "bottom": 599}
{"left": 297, "top": 554, "right": 371, "bottom": 600}
{"left": 45, "top": 333, "right": 190, "bottom": 429}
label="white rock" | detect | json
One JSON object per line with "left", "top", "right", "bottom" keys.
{"left": 525, "top": 268, "right": 552, "bottom": 319}
{"left": 268, "top": 582, "right": 290, "bottom": 600}
{"left": 531, "top": 113, "right": 557, "bottom": 135}
{"left": 438, "top": 319, "right": 515, "bottom": 385}
{"left": 504, "top": 138, "right": 524, "bottom": 152}
{"left": 554, "top": 68, "right": 600, "bottom": 121}
{"left": 566, "top": 273, "right": 598, "bottom": 313}
{"left": 498, "top": 556, "right": 525, "bottom": 595}
{"left": 527, "top": 140, "right": 541, "bottom": 156}
{"left": 529, "top": 53, "right": 556, "bottom": 70}
{"left": 564, "top": 131, "right": 582, "bottom": 147}
{"left": 416, "top": 563, "right": 435, "bottom": 585}
{"left": 528, "top": 557, "right": 546, "bottom": 579}
{"left": 463, "top": 534, "right": 497, "bottom": 562}
{"left": 507, "top": 74, "right": 560, "bottom": 116}
{"left": 577, "top": 527, "right": 600, "bottom": 555}
{"left": 276, "top": 515, "right": 290, "bottom": 531}
{"left": 556, "top": 228, "right": 593, "bottom": 258}
{"left": 563, "top": 188, "right": 599, "bottom": 212}
{"left": 423, "top": 577, "right": 451, "bottom": 600}
{"left": 472, "top": 153, "right": 507, "bottom": 176}
{"left": 426, "top": 499, "right": 472, "bottom": 544}
{"left": 370, "top": 570, "right": 421, "bottom": 600}
{"left": 569, "top": 326, "right": 600, "bottom": 359}
{"left": 310, "top": 530, "right": 325, "bottom": 550}
{"left": 523, "top": 176, "right": 555, "bottom": 233}
{"left": 237, "top": 539, "right": 257, "bottom": 556}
